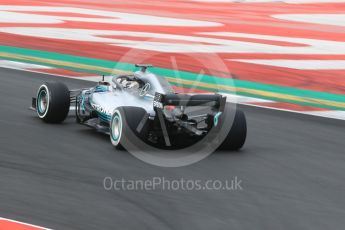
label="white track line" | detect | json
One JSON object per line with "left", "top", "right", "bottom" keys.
{"left": 0, "top": 60, "right": 52, "bottom": 70}
{"left": 0, "top": 217, "right": 52, "bottom": 230}
{"left": 191, "top": 0, "right": 345, "bottom": 3}
{"left": 305, "top": 111, "right": 345, "bottom": 120}
{"left": 273, "top": 14, "right": 345, "bottom": 27}
{"left": 230, "top": 59, "right": 345, "bottom": 70}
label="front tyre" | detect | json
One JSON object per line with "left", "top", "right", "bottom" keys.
{"left": 36, "top": 82, "right": 70, "bottom": 123}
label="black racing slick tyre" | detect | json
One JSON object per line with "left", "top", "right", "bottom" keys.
{"left": 36, "top": 82, "right": 70, "bottom": 123}
{"left": 218, "top": 109, "right": 247, "bottom": 151}
{"left": 109, "top": 106, "right": 148, "bottom": 150}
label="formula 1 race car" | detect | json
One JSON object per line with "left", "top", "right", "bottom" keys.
{"left": 31, "top": 64, "right": 246, "bottom": 151}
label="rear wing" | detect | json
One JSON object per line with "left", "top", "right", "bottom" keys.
{"left": 153, "top": 93, "right": 226, "bottom": 111}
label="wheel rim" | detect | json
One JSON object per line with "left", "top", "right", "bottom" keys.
{"left": 36, "top": 85, "right": 50, "bottom": 119}
{"left": 111, "top": 112, "right": 122, "bottom": 144}
{"left": 38, "top": 90, "right": 47, "bottom": 113}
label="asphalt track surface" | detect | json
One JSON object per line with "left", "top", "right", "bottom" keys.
{"left": 0, "top": 67, "right": 344, "bottom": 230}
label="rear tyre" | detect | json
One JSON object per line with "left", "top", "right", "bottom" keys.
{"left": 218, "top": 109, "right": 247, "bottom": 151}
{"left": 36, "top": 82, "right": 70, "bottom": 123}
{"left": 110, "top": 106, "right": 148, "bottom": 150}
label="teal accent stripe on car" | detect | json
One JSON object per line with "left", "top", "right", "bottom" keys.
{"left": 97, "top": 111, "right": 111, "bottom": 122}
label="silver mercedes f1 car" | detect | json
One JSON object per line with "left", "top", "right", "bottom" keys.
{"left": 31, "top": 64, "right": 246, "bottom": 150}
